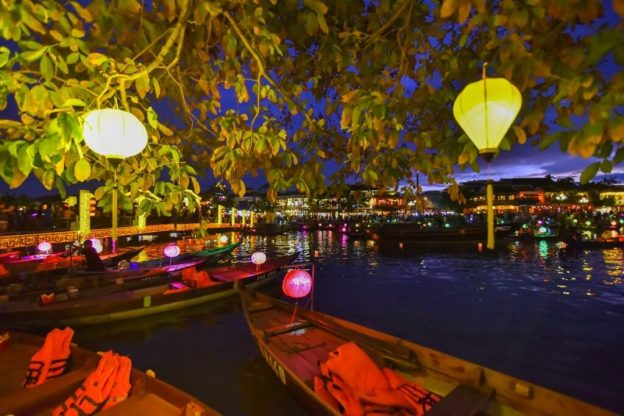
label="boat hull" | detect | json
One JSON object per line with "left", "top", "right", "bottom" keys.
{"left": 370, "top": 224, "right": 513, "bottom": 242}
{"left": 241, "top": 289, "right": 615, "bottom": 416}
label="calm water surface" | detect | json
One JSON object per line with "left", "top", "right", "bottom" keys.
{"left": 73, "top": 231, "right": 624, "bottom": 415}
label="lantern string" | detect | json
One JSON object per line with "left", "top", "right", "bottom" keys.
{"left": 289, "top": 302, "right": 298, "bottom": 324}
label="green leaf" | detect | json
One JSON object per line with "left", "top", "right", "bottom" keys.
{"left": 614, "top": 147, "right": 624, "bottom": 164}
{"left": 317, "top": 13, "right": 329, "bottom": 34}
{"left": 21, "top": 48, "right": 47, "bottom": 62}
{"left": 40, "top": 55, "right": 54, "bottom": 82}
{"left": 17, "top": 144, "right": 34, "bottom": 177}
{"left": 304, "top": 0, "right": 328, "bottom": 15}
{"left": 74, "top": 158, "right": 91, "bottom": 181}
{"left": 580, "top": 162, "right": 600, "bottom": 184}
{"left": 147, "top": 107, "right": 158, "bottom": 129}
{"left": 62, "top": 98, "right": 87, "bottom": 107}
{"left": 135, "top": 73, "right": 150, "bottom": 99}
{"left": 600, "top": 159, "right": 612, "bottom": 173}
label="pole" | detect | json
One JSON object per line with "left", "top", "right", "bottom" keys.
{"left": 486, "top": 180, "right": 494, "bottom": 250}
{"left": 112, "top": 184, "right": 118, "bottom": 253}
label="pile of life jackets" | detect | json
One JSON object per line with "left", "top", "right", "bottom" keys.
{"left": 23, "top": 327, "right": 132, "bottom": 415}
{"left": 314, "top": 342, "right": 440, "bottom": 416}
{"left": 181, "top": 267, "right": 217, "bottom": 289}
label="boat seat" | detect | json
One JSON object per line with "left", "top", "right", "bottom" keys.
{"left": 426, "top": 384, "right": 494, "bottom": 416}
{"left": 263, "top": 320, "right": 313, "bottom": 338}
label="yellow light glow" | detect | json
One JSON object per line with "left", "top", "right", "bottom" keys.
{"left": 453, "top": 78, "right": 522, "bottom": 154}
{"left": 82, "top": 109, "right": 148, "bottom": 159}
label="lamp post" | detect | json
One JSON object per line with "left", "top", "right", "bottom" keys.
{"left": 82, "top": 109, "right": 148, "bottom": 251}
{"left": 453, "top": 63, "right": 522, "bottom": 250}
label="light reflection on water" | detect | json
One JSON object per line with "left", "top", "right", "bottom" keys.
{"left": 74, "top": 231, "right": 623, "bottom": 415}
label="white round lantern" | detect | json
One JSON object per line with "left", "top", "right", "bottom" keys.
{"left": 251, "top": 252, "right": 266, "bottom": 266}
{"left": 82, "top": 109, "right": 148, "bottom": 159}
{"left": 164, "top": 243, "right": 181, "bottom": 258}
{"left": 219, "top": 235, "right": 229, "bottom": 244}
{"left": 90, "top": 238, "right": 103, "bottom": 254}
{"left": 37, "top": 241, "right": 52, "bottom": 253}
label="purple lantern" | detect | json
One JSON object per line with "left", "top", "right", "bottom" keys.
{"left": 37, "top": 241, "right": 52, "bottom": 253}
{"left": 164, "top": 243, "right": 180, "bottom": 258}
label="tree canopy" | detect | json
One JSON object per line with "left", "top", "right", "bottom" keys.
{"left": 0, "top": 0, "right": 623, "bottom": 213}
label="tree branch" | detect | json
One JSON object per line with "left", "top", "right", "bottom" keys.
{"left": 222, "top": 10, "right": 318, "bottom": 131}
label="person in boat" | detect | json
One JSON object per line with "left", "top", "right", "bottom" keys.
{"left": 81, "top": 239, "right": 106, "bottom": 272}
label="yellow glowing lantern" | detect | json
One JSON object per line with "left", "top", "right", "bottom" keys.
{"left": 82, "top": 109, "right": 148, "bottom": 159}
{"left": 453, "top": 64, "right": 522, "bottom": 250}
{"left": 453, "top": 71, "right": 522, "bottom": 158}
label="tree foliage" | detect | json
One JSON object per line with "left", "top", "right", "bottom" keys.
{"left": 0, "top": 0, "right": 623, "bottom": 206}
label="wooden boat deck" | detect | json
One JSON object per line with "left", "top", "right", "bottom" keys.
{"left": 246, "top": 301, "right": 344, "bottom": 387}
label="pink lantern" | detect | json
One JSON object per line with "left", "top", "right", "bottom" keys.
{"left": 251, "top": 252, "right": 266, "bottom": 266}
{"left": 164, "top": 243, "right": 180, "bottom": 258}
{"left": 282, "top": 269, "right": 312, "bottom": 299}
{"left": 90, "top": 238, "right": 103, "bottom": 254}
{"left": 37, "top": 241, "right": 52, "bottom": 253}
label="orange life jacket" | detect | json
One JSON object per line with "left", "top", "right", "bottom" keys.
{"left": 53, "top": 350, "right": 121, "bottom": 416}
{"left": 101, "top": 355, "right": 132, "bottom": 411}
{"left": 182, "top": 269, "right": 216, "bottom": 288}
{"left": 315, "top": 342, "right": 438, "bottom": 416}
{"left": 23, "top": 327, "right": 74, "bottom": 388}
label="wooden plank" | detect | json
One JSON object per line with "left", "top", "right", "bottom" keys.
{"left": 426, "top": 385, "right": 494, "bottom": 416}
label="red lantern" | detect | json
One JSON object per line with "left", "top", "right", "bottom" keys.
{"left": 282, "top": 269, "right": 312, "bottom": 299}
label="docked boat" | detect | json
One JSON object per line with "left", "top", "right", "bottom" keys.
{"left": 241, "top": 289, "right": 614, "bottom": 416}
{"left": 369, "top": 223, "right": 514, "bottom": 242}
{"left": 139, "top": 240, "right": 241, "bottom": 267}
{"left": 0, "top": 331, "right": 218, "bottom": 415}
{"left": 1, "top": 258, "right": 209, "bottom": 301}
{"left": 1, "top": 246, "right": 145, "bottom": 278}
{"left": 0, "top": 254, "right": 297, "bottom": 327}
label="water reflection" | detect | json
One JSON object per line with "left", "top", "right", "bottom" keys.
{"left": 80, "top": 231, "right": 623, "bottom": 414}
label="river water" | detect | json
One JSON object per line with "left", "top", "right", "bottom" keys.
{"left": 72, "top": 231, "right": 624, "bottom": 415}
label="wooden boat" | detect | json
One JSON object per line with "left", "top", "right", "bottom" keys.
{"left": 0, "top": 331, "right": 218, "bottom": 415}
{"left": 565, "top": 236, "right": 624, "bottom": 249}
{"left": 0, "top": 250, "right": 22, "bottom": 261}
{"left": 369, "top": 223, "right": 514, "bottom": 242}
{"left": 1, "top": 258, "right": 210, "bottom": 301}
{"left": 0, "top": 246, "right": 145, "bottom": 283}
{"left": 1, "top": 246, "right": 145, "bottom": 275}
{"left": 140, "top": 240, "right": 241, "bottom": 267}
{"left": 0, "top": 254, "right": 297, "bottom": 327}
{"left": 241, "top": 289, "right": 615, "bottom": 416}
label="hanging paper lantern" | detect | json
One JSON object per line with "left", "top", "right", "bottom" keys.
{"left": 282, "top": 269, "right": 312, "bottom": 299}
{"left": 453, "top": 77, "right": 522, "bottom": 156}
{"left": 219, "top": 235, "right": 229, "bottom": 244}
{"left": 37, "top": 241, "right": 52, "bottom": 253}
{"left": 164, "top": 243, "right": 180, "bottom": 258}
{"left": 90, "top": 238, "right": 103, "bottom": 254}
{"left": 251, "top": 252, "right": 266, "bottom": 266}
{"left": 82, "top": 109, "right": 148, "bottom": 159}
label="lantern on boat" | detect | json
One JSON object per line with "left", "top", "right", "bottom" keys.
{"left": 282, "top": 269, "right": 312, "bottom": 299}
{"left": 164, "top": 243, "right": 181, "bottom": 258}
{"left": 89, "top": 238, "right": 103, "bottom": 254}
{"left": 37, "top": 241, "right": 52, "bottom": 253}
{"left": 219, "top": 235, "right": 229, "bottom": 244}
{"left": 453, "top": 63, "right": 521, "bottom": 250}
{"left": 251, "top": 252, "right": 266, "bottom": 271}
